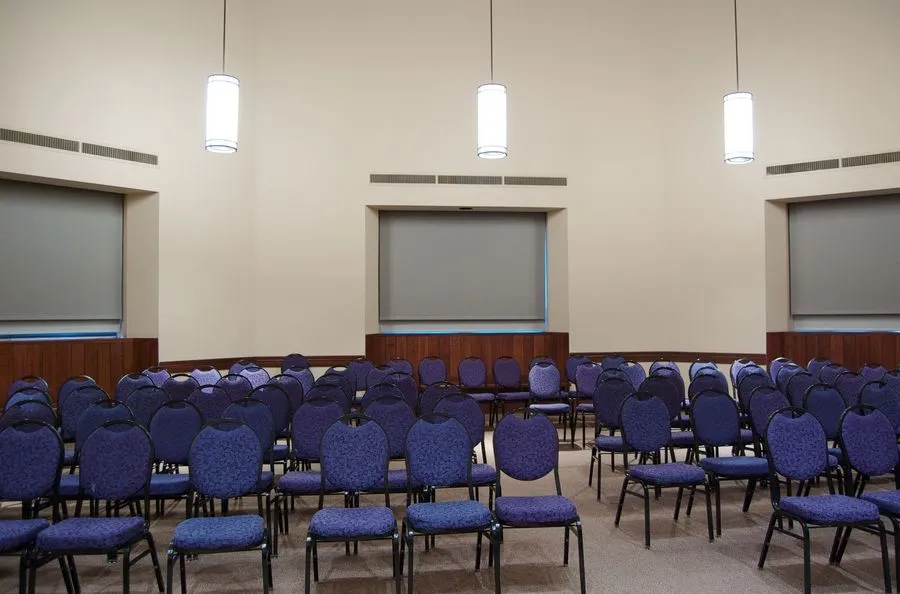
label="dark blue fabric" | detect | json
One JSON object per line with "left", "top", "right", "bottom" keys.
{"left": 835, "top": 372, "right": 867, "bottom": 405}
{"left": 284, "top": 367, "right": 315, "bottom": 395}
{"left": 216, "top": 375, "right": 254, "bottom": 402}
{"left": 239, "top": 366, "right": 270, "bottom": 388}
{"left": 737, "top": 374, "right": 773, "bottom": 409}
{"left": 162, "top": 375, "right": 200, "bottom": 402}
{"left": 37, "top": 517, "right": 145, "bottom": 551}
{"left": 6, "top": 388, "right": 51, "bottom": 409}
{"left": 348, "top": 359, "right": 375, "bottom": 393}
{"left": 188, "top": 386, "right": 232, "bottom": 421}
{"left": 623, "top": 363, "right": 646, "bottom": 390}
{"left": 729, "top": 360, "right": 756, "bottom": 387}
{"left": 306, "top": 384, "right": 350, "bottom": 414}
{"left": 149, "top": 402, "right": 204, "bottom": 465}
{"left": 768, "top": 358, "right": 793, "bottom": 385}
{"left": 366, "top": 366, "right": 393, "bottom": 389}
{"left": 317, "top": 371, "right": 355, "bottom": 398}
{"left": 0, "top": 519, "right": 49, "bottom": 552}
{"left": 76, "top": 402, "right": 133, "bottom": 453}
{"left": 253, "top": 471, "right": 274, "bottom": 493}
{"left": 190, "top": 423, "right": 261, "bottom": 499}
{"left": 691, "top": 391, "right": 740, "bottom": 446}
{"left": 494, "top": 495, "right": 577, "bottom": 526}
{"left": 229, "top": 361, "right": 257, "bottom": 375}
{"left": 820, "top": 365, "right": 848, "bottom": 386}
{"left": 0, "top": 400, "right": 56, "bottom": 430}
{"left": 309, "top": 507, "right": 395, "bottom": 538}
{"left": 149, "top": 473, "right": 191, "bottom": 497}
{"left": 639, "top": 376, "right": 682, "bottom": 422}
{"left": 363, "top": 396, "right": 415, "bottom": 458}
{"left": 529, "top": 403, "right": 569, "bottom": 415}
{"left": 291, "top": 399, "right": 343, "bottom": 461}
{"left": 860, "top": 382, "right": 900, "bottom": 432}
{"left": 689, "top": 361, "right": 717, "bottom": 380}
{"left": 593, "top": 377, "right": 633, "bottom": 428}
{"left": 470, "top": 463, "right": 497, "bottom": 485}
{"left": 388, "top": 469, "right": 420, "bottom": 490}
{"left": 81, "top": 424, "right": 151, "bottom": 500}
{"left": 282, "top": 353, "right": 310, "bottom": 371}
{"left": 58, "top": 377, "right": 96, "bottom": 411}
{"left": 566, "top": 356, "right": 591, "bottom": 385}
{"left": 529, "top": 363, "right": 561, "bottom": 400}
{"left": 115, "top": 374, "right": 154, "bottom": 402}
{"left": 602, "top": 355, "right": 627, "bottom": 370}
{"left": 494, "top": 414, "right": 558, "bottom": 481}
{"left": 628, "top": 463, "right": 705, "bottom": 485}
{"left": 748, "top": 388, "right": 790, "bottom": 438}
{"left": 0, "top": 423, "right": 62, "bottom": 500}
{"left": 419, "top": 357, "right": 448, "bottom": 386}
{"left": 223, "top": 401, "right": 274, "bottom": 453}
{"left": 574, "top": 363, "right": 604, "bottom": 398}
{"left": 689, "top": 374, "right": 729, "bottom": 399}
{"left": 407, "top": 500, "right": 492, "bottom": 532}
{"left": 406, "top": 417, "right": 470, "bottom": 487}
{"left": 860, "top": 364, "right": 888, "bottom": 383}
{"left": 779, "top": 495, "right": 879, "bottom": 524}
{"left": 469, "top": 392, "right": 495, "bottom": 403}
{"left": 598, "top": 368, "right": 628, "bottom": 384}
{"left": 419, "top": 383, "right": 461, "bottom": 416}
{"left": 434, "top": 394, "right": 485, "bottom": 449}
{"left": 594, "top": 434, "right": 626, "bottom": 452}
{"left": 497, "top": 391, "right": 529, "bottom": 401}
{"left": 649, "top": 361, "right": 680, "bottom": 374}
{"left": 142, "top": 368, "right": 171, "bottom": 388}
{"left": 321, "top": 420, "right": 389, "bottom": 492}
{"left": 841, "top": 408, "right": 898, "bottom": 477}
{"left": 775, "top": 364, "right": 805, "bottom": 394}
{"left": 620, "top": 395, "right": 671, "bottom": 452}
{"left": 123, "top": 386, "right": 168, "bottom": 429}
{"left": 172, "top": 515, "right": 264, "bottom": 551}
{"left": 575, "top": 403, "right": 594, "bottom": 413}
{"left": 387, "top": 358, "right": 414, "bottom": 376}
{"left": 766, "top": 412, "right": 828, "bottom": 481}
{"left": 278, "top": 470, "right": 335, "bottom": 494}
{"left": 493, "top": 358, "right": 523, "bottom": 389}
{"left": 458, "top": 358, "right": 488, "bottom": 388}
{"left": 807, "top": 358, "right": 832, "bottom": 379}
{"left": 803, "top": 385, "right": 845, "bottom": 439}
{"left": 6, "top": 377, "right": 49, "bottom": 399}
{"left": 190, "top": 367, "right": 221, "bottom": 387}
{"left": 267, "top": 375, "right": 305, "bottom": 416}
{"left": 786, "top": 372, "right": 817, "bottom": 408}
{"left": 385, "top": 373, "right": 419, "bottom": 411}
{"left": 360, "top": 384, "right": 405, "bottom": 410}
{"left": 668, "top": 431, "right": 694, "bottom": 447}
{"left": 700, "top": 456, "right": 769, "bottom": 478}
{"left": 862, "top": 490, "right": 900, "bottom": 515}
{"left": 58, "top": 475, "right": 79, "bottom": 497}
{"left": 60, "top": 385, "right": 106, "bottom": 441}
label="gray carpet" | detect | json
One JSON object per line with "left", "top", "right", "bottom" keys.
{"left": 1, "top": 432, "right": 892, "bottom": 593}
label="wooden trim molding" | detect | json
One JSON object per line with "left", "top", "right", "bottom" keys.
{"left": 767, "top": 331, "right": 900, "bottom": 371}
{"left": 574, "top": 351, "right": 767, "bottom": 365}
{"left": 158, "top": 355, "right": 362, "bottom": 373}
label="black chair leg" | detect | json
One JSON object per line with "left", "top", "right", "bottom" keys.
{"left": 407, "top": 532, "right": 415, "bottom": 594}
{"left": 146, "top": 533, "right": 164, "bottom": 592}
{"left": 801, "top": 523, "right": 812, "bottom": 594}
{"left": 742, "top": 478, "right": 756, "bottom": 513}
{"left": 877, "top": 520, "right": 893, "bottom": 593}
{"left": 563, "top": 526, "right": 569, "bottom": 566}
{"left": 704, "top": 483, "right": 714, "bottom": 543}
{"left": 642, "top": 482, "right": 651, "bottom": 549}
{"left": 758, "top": 513, "right": 777, "bottom": 569}
{"left": 392, "top": 533, "right": 401, "bottom": 594}
{"left": 165, "top": 551, "right": 175, "bottom": 594}
{"left": 492, "top": 523, "right": 501, "bottom": 594}
{"left": 304, "top": 535, "right": 313, "bottom": 594}
{"left": 574, "top": 521, "right": 586, "bottom": 594}
{"left": 179, "top": 554, "right": 186, "bottom": 594}
{"left": 614, "top": 477, "right": 629, "bottom": 526}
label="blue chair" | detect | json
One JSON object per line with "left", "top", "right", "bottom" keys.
{"left": 166, "top": 420, "right": 272, "bottom": 594}
{"left": 418, "top": 356, "right": 447, "bottom": 388}
{"left": 216, "top": 374, "right": 253, "bottom": 402}
{"left": 776, "top": 363, "right": 805, "bottom": 394}
{"left": 526, "top": 362, "right": 571, "bottom": 443}
{"left": 690, "top": 390, "right": 768, "bottom": 536}
{"left": 786, "top": 370, "right": 816, "bottom": 408}
{"left": 835, "top": 371, "right": 867, "bottom": 405}
{"left": 574, "top": 362, "right": 604, "bottom": 447}
{"left": 249, "top": 385, "right": 291, "bottom": 468}
{"left": 283, "top": 365, "right": 315, "bottom": 396}
{"left": 116, "top": 373, "right": 154, "bottom": 402}
{"left": 400, "top": 415, "right": 500, "bottom": 593}
{"left": 622, "top": 361, "right": 646, "bottom": 390}
{"left": 688, "top": 360, "right": 717, "bottom": 380}
{"left": 123, "top": 385, "right": 169, "bottom": 430}
{"left": 385, "top": 372, "right": 419, "bottom": 412}
{"left": 565, "top": 355, "right": 591, "bottom": 392}
{"left": 0, "top": 420, "right": 67, "bottom": 594}
{"left": 0, "top": 399, "right": 56, "bottom": 430}
{"left": 768, "top": 357, "right": 794, "bottom": 385}
{"left": 737, "top": 371, "right": 773, "bottom": 412}
{"left": 359, "top": 383, "right": 404, "bottom": 410}
{"left": 189, "top": 366, "right": 221, "bottom": 387}
{"left": 819, "top": 363, "right": 848, "bottom": 386}
{"left": 31, "top": 420, "right": 165, "bottom": 594}
{"left": 649, "top": 360, "right": 679, "bottom": 374}
{"left": 418, "top": 381, "right": 460, "bottom": 416}
{"left": 362, "top": 395, "right": 419, "bottom": 500}
{"left": 305, "top": 415, "right": 400, "bottom": 594}
{"left": 57, "top": 376, "right": 96, "bottom": 413}
{"left": 588, "top": 377, "right": 633, "bottom": 498}
{"left": 148, "top": 402, "right": 203, "bottom": 518}
{"left": 807, "top": 357, "right": 832, "bottom": 379}
{"left": 803, "top": 383, "right": 847, "bottom": 470}
{"left": 729, "top": 359, "right": 757, "bottom": 392}
{"left": 601, "top": 354, "right": 626, "bottom": 370}
{"left": 268, "top": 374, "right": 305, "bottom": 418}
{"left": 689, "top": 372, "right": 729, "bottom": 400}
{"left": 493, "top": 411, "right": 585, "bottom": 593}
{"left": 6, "top": 376, "right": 49, "bottom": 399}
{"left": 434, "top": 392, "right": 497, "bottom": 507}
{"left": 282, "top": 353, "right": 309, "bottom": 371}
{"left": 142, "top": 366, "right": 171, "bottom": 388}
{"left": 861, "top": 362, "right": 889, "bottom": 383}
{"left": 187, "top": 385, "right": 232, "bottom": 420}
{"left": 5, "top": 388, "right": 51, "bottom": 411}
{"left": 860, "top": 380, "right": 900, "bottom": 434}
{"left": 229, "top": 360, "right": 257, "bottom": 375}
{"left": 613, "top": 392, "right": 713, "bottom": 548}
{"left": 161, "top": 374, "right": 199, "bottom": 402}
{"left": 239, "top": 365, "right": 271, "bottom": 388}
{"left": 348, "top": 358, "right": 375, "bottom": 396}
{"left": 747, "top": 386, "right": 790, "bottom": 452}
{"left": 366, "top": 365, "right": 394, "bottom": 389}
{"left": 493, "top": 357, "right": 529, "bottom": 418}
{"left": 457, "top": 357, "right": 497, "bottom": 425}
{"left": 387, "top": 357, "right": 414, "bottom": 376}
{"left": 59, "top": 384, "right": 106, "bottom": 443}
{"left": 306, "top": 384, "right": 351, "bottom": 414}
{"left": 758, "top": 407, "right": 891, "bottom": 594}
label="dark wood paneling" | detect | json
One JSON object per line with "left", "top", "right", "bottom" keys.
{"left": 576, "top": 351, "right": 766, "bottom": 365}
{"left": 0, "top": 338, "right": 158, "bottom": 406}
{"left": 366, "top": 332, "right": 570, "bottom": 384}
{"left": 159, "top": 355, "right": 360, "bottom": 373}
{"left": 767, "top": 332, "right": 900, "bottom": 371}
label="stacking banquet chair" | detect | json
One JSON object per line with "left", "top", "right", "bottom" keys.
{"left": 123, "top": 385, "right": 169, "bottom": 430}
{"left": 768, "top": 357, "right": 794, "bottom": 385}
{"left": 6, "top": 388, "right": 51, "bottom": 411}
{"left": 359, "top": 383, "right": 404, "bottom": 410}
{"left": 746, "top": 386, "right": 790, "bottom": 456}
{"left": 6, "top": 375, "right": 49, "bottom": 398}
{"left": 284, "top": 365, "right": 315, "bottom": 396}
{"left": 434, "top": 392, "right": 498, "bottom": 507}
{"left": 267, "top": 374, "right": 305, "bottom": 419}
{"left": 819, "top": 363, "right": 849, "bottom": 386}
{"left": 622, "top": 361, "right": 646, "bottom": 390}
{"left": 786, "top": 370, "right": 817, "bottom": 408}
{"left": 386, "top": 372, "right": 419, "bottom": 411}
{"left": 387, "top": 357, "right": 414, "bottom": 376}
{"left": 803, "top": 383, "right": 848, "bottom": 468}
{"left": 161, "top": 374, "right": 200, "bottom": 402}
{"left": 418, "top": 381, "right": 460, "bottom": 416}
{"left": 148, "top": 401, "right": 203, "bottom": 518}
{"left": 418, "top": 356, "right": 448, "bottom": 388}
{"left": 457, "top": 357, "right": 497, "bottom": 426}
{"left": 187, "top": 385, "right": 232, "bottom": 421}
{"left": 737, "top": 368, "right": 772, "bottom": 411}
{"left": 0, "top": 398, "right": 56, "bottom": 430}
{"left": 493, "top": 356, "right": 530, "bottom": 418}
{"left": 0, "top": 419, "right": 68, "bottom": 594}
{"left": 400, "top": 414, "right": 501, "bottom": 594}
{"left": 729, "top": 358, "right": 757, "bottom": 392}
{"left": 229, "top": 360, "right": 258, "bottom": 375}
{"left": 347, "top": 358, "right": 375, "bottom": 398}
{"left": 166, "top": 420, "right": 272, "bottom": 594}
{"left": 565, "top": 355, "right": 591, "bottom": 394}
{"left": 31, "top": 420, "right": 165, "bottom": 594}
{"left": 248, "top": 384, "right": 292, "bottom": 471}
{"left": 304, "top": 414, "right": 400, "bottom": 594}
{"left": 239, "top": 365, "right": 271, "bottom": 388}
{"left": 649, "top": 359, "right": 679, "bottom": 374}
{"left": 315, "top": 373, "right": 354, "bottom": 408}
{"left": 601, "top": 354, "right": 626, "bottom": 370}
{"left": 757, "top": 407, "right": 892, "bottom": 594}
{"left": 613, "top": 392, "right": 713, "bottom": 548}
{"left": 216, "top": 374, "right": 254, "bottom": 402}
{"left": 366, "top": 365, "right": 394, "bottom": 389}
{"left": 324, "top": 365, "right": 358, "bottom": 395}
{"left": 836, "top": 405, "right": 900, "bottom": 590}
{"left": 860, "top": 380, "right": 900, "bottom": 434}
{"left": 861, "top": 362, "right": 889, "bottom": 383}
{"left": 59, "top": 384, "right": 107, "bottom": 445}
{"left": 493, "top": 411, "right": 586, "bottom": 593}
{"left": 57, "top": 376, "right": 96, "bottom": 413}
{"left": 835, "top": 371, "right": 867, "bottom": 406}
{"left": 807, "top": 357, "right": 832, "bottom": 379}
{"left": 142, "top": 367, "right": 171, "bottom": 388}
{"left": 526, "top": 362, "right": 573, "bottom": 444}
{"left": 588, "top": 377, "right": 634, "bottom": 499}
{"left": 115, "top": 373, "right": 154, "bottom": 402}
{"left": 689, "top": 390, "right": 768, "bottom": 536}
{"left": 776, "top": 363, "right": 805, "bottom": 394}
{"left": 573, "top": 362, "right": 604, "bottom": 447}
{"left": 189, "top": 366, "right": 221, "bottom": 387}
{"left": 688, "top": 360, "right": 717, "bottom": 381}
{"left": 305, "top": 384, "right": 350, "bottom": 414}
{"left": 361, "top": 394, "right": 419, "bottom": 503}
{"left": 282, "top": 353, "right": 310, "bottom": 371}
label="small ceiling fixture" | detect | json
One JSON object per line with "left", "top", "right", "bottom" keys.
{"left": 477, "top": 0, "right": 507, "bottom": 159}
{"left": 205, "top": 0, "right": 239, "bottom": 153}
{"left": 724, "top": 0, "right": 753, "bottom": 164}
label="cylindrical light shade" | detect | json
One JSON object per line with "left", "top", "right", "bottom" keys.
{"left": 205, "top": 74, "right": 240, "bottom": 153}
{"left": 723, "top": 91, "right": 753, "bottom": 164}
{"left": 477, "top": 83, "right": 507, "bottom": 159}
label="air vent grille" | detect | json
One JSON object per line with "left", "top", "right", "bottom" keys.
{"left": 0, "top": 128, "right": 79, "bottom": 152}
{"left": 766, "top": 160, "right": 839, "bottom": 176}
{"left": 504, "top": 176, "right": 567, "bottom": 186}
{"left": 81, "top": 143, "right": 158, "bottom": 165}
{"left": 842, "top": 151, "right": 900, "bottom": 168}
{"left": 370, "top": 174, "right": 436, "bottom": 184}
{"left": 438, "top": 175, "right": 502, "bottom": 185}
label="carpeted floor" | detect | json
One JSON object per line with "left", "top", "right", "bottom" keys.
{"left": 1, "top": 432, "right": 893, "bottom": 593}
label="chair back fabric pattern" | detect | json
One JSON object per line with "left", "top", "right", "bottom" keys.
{"left": 494, "top": 413, "right": 558, "bottom": 481}
{"left": 190, "top": 420, "right": 262, "bottom": 499}
{"left": 149, "top": 401, "right": 204, "bottom": 466}
{"left": 0, "top": 420, "right": 63, "bottom": 501}
{"left": 406, "top": 415, "right": 471, "bottom": 488}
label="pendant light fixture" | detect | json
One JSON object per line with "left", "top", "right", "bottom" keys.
{"left": 723, "top": 0, "right": 753, "bottom": 164}
{"left": 477, "top": 0, "right": 507, "bottom": 159}
{"left": 205, "top": 0, "right": 239, "bottom": 153}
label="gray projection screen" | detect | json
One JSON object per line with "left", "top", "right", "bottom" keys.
{"left": 789, "top": 194, "right": 900, "bottom": 315}
{"left": 379, "top": 210, "right": 546, "bottom": 326}
{"left": 0, "top": 179, "right": 124, "bottom": 323}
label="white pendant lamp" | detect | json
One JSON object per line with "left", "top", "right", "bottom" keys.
{"left": 724, "top": 0, "right": 753, "bottom": 164}
{"left": 477, "top": 0, "right": 507, "bottom": 159}
{"left": 206, "top": 0, "right": 239, "bottom": 153}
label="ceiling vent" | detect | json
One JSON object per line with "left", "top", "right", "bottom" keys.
{"left": 370, "top": 174, "right": 436, "bottom": 184}
{"left": 438, "top": 175, "right": 502, "bottom": 185}
{"left": 842, "top": 151, "right": 900, "bottom": 169}
{"left": 504, "top": 176, "right": 567, "bottom": 186}
{"left": 766, "top": 159, "right": 839, "bottom": 176}
{"left": 0, "top": 128, "right": 79, "bottom": 152}
{"left": 370, "top": 173, "right": 567, "bottom": 186}
{"left": 81, "top": 143, "right": 158, "bottom": 165}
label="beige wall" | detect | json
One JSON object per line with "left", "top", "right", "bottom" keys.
{"left": 2, "top": 0, "right": 899, "bottom": 360}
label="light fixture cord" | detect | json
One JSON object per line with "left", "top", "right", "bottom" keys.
{"left": 222, "top": 0, "right": 227, "bottom": 72}
{"left": 733, "top": 0, "right": 740, "bottom": 90}
{"left": 489, "top": 0, "right": 494, "bottom": 81}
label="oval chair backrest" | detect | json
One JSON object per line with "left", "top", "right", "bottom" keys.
{"left": 775, "top": 364, "right": 804, "bottom": 393}
{"left": 883, "top": 370, "right": 900, "bottom": 392}
{"left": 190, "top": 366, "right": 222, "bottom": 386}
{"left": 688, "top": 360, "right": 717, "bottom": 380}
{"left": 61, "top": 384, "right": 107, "bottom": 441}
{"left": 806, "top": 357, "right": 832, "bottom": 379}
{"left": 315, "top": 373, "right": 354, "bottom": 401}
{"left": 248, "top": 384, "right": 290, "bottom": 436}
{"left": 149, "top": 401, "right": 204, "bottom": 465}
{"left": 282, "top": 353, "right": 309, "bottom": 372}
{"left": 598, "top": 368, "right": 628, "bottom": 384}
{"left": 834, "top": 372, "right": 867, "bottom": 406}
{"left": 321, "top": 416, "right": 390, "bottom": 493}
{"left": 0, "top": 420, "right": 63, "bottom": 501}
{"left": 768, "top": 357, "right": 793, "bottom": 385}
{"left": 348, "top": 359, "right": 375, "bottom": 392}
{"left": 190, "top": 421, "right": 262, "bottom": 499}
{"left": 224, "top": 399, "right": 275, "bottom": 454}
{"left": 325, "top": 366, "right": 357, "bottom": 393}
{"left": 747, "top": 386, "right": 790, "bottom": 439}
{"left": 639, "top": 375, "right": 682, "bottom": 422}
{"left": 593, "top": 377, "right": 634, "bottom": 429}
{"left": 7, "top": 376, "right": 49, "bottom": 398}
{"left": 566, "top": 356, "right": 591, "bottom": 384}
{"left": 601, "top": 354, "right": 626, "bottom": 370}
{"left": 419, "top": 357, "right": 448, "bottom": 386}
{"left": 405, "top": 414, "right": 471, "bottom": 488}
{"left": 363, "top": 395, "right": 416, "bottom": 458}
{"left": 819, "top": 364, "right": 848, "bottom": 386}
{"left": 292, "top": 398, "right": 344, "bottom": 461}
{"left": 387, "top": 358, "right": 414, "bottom": 376}
{"left": 228, "top": 360, "right": 257, "bottom": 375}
{"left": 575, "top": 362, "right": 604, "bottom": 399}
{"left": 458, "top": 357, "right": 488, "bottom": 388}
{"left": 690, "top": 390, "right": 741, "bottom": 447}
{"left": 620, "top": 393, "right": 671, "bottom": 453}
{"left": 216, "top": 374, "right": 254, "bottom": 401}
{"left": 239, "top": 366, "right": 271, "bottom": 388}
{"left": 81, "top": 420, "right": 153, "bottom": 501}
{"left": 493, "top": 357, "right": 523, "bottom": 389}
{"left": 729, "top": 359, "right": 756, "bottom": 388}
{"left": 649, "top": 360, "right": 680, "bottom": 375}
{"left": 268, "top": 374, "right": 305, "bottom": 415}
{"left": 528, "top": 362, "right": 560, "bottom": 400}
{"left": 162, "top": 374, "right": 200, "bottom": 402}
{"left": 434, "top": 392, "right": 485, "bottom": 450}
{"left": 58, "top": 375, "right": 96, "bottom": 410}
{"left": 187, "top": 385, "right": 233, "bottom": 420}
{"left": 142, "top": 367, "right": 171, "bottom": 388}
{"left": 786, "top": 371, "right": 816, "bottom": 408}
{"left": 419, "top": 381, "right": 462, "bottom": 415}
{"left": 802, "top": 384, "right": 845, "bottom": 439}
{"left": 622, "top": 362, "right": 646, "bottom": 389}
{"left": 765, "top": 409, "right": 827, "bottom": 481}
{"left": 385, "top": 372, "right": 419, "bottom": 411}
{"left": 860, "top": 363, "right": 888, "bottom": 383}
{"left": 493, "top": 412, "right": 558, "bottom": 482}
{"left": 839, "top": 405, "right": 899, "bottom": 478}
{"left": 305, "top": 384, "right": 350, "bottom": 414}
{"left": 859, "top": 381, "right": 900, "bottom": 433}
{"left": 649, "top": 367, "right": 685, "bottom": 399}
{"left": 76, "top": 401, "right": 135, "bottom": 454}
{"left": 116, "top": 373, "right": 154, "bottom": 402}
{"left": 737, "top": 373, "right": 773, "bottom": 410}
{"left": 123, "top": 385, "right": 169, "bottom": 429}
{"left": 736, "top": 364, "right": 767, "bottom": 387}
{"left": 0, "top": 399, "right": 56, "bottom": 429}
{"left": 284, "top": 366, "right": 315, "bottom": 395}
{"left": 360, "top": 383, "right": 404, "bottom": 410}
{"left": 366, "top": 365, "right": 394, "bottom": 389}
{"left": 6, "top": 387, "right": 51, "bottom": 410}
{"left": 688, "top": 373, "right": 729, "bottom": 399}
{"left": 529, "top": 355, "right": 555, "bottom": 369}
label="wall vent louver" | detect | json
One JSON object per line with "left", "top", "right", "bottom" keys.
{"left": 842, "top": 151, "right": 900, "bottom": 168}
{"left": 504, "top": 176, "right": 567, "bottom": 186}
{"left": 369, "top": 174, "right": 436, "bottom": 184}
{"left": 81, "top": 143, "right": 158, "bottom": 165}
{"left": 0, "top": 128, "right": 79, "bottom": 152}
{"left": 438, "top": 175, "right": 502, "bottom": 185}
{"left": 766, "top": 159, "right": 840, "bottom": 176}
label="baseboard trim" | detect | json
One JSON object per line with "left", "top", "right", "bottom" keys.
{"left": 159, "top": 355, "right": 362, "bottom": 373}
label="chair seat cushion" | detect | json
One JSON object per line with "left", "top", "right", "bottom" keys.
{"left": 862, "top": 490, "right": 900, "bottom": 515}
{"left": 739, "top": 429, "right": 754, "bottom": 443}
{"left": 827, "top": 454, "right": 839, "bottom": 468}
{"left": 58, "top": 474, "right": 80, "bottom": 497}
{"left": 37, "top": 517, "right": 145, "bottom": 551}
{"left": 468, "top": 392, "right": 495, "bottom": 403}
{"left": 669, "top": 431, "right": 695, "bottom": 447}
{"left": 0, "top": 519, "right": 50, "bottom": 552}
{"left": 575, "top": 403, "right": 594, "bottom": 413}
{"left": 253, "top": 471, "right": 274, "bottom": 493}
{"left": 407, "top": 500, "right": 493, "bottom": 533}
{"left": 494, "top": 495, "right": 578, "bottom": 527}
{"left": 309, "top": 506, "right": 396, "bottom": 539}
{"left": 628, "top": 463, "right": 705, "bottom": 485}
{"left": 827, "top": 447, "right": 843, "bottom": 463}
{"left": 149, "top": 473, "right": 191, "bottom": 497}
{"left": 278, "top": 471, "right": 334, "bottom": 494}
{"left": 700, "top": 456, "right": 769, "bottom": 478}
{"left": 266, "top": 444, "right": 290, "bottom": 462}
{"left": 497, "top": 391, "right": 530, "bottom": 401}
{"left": 172, "top": 515, "right": 265, "bottom": 551}
{"left": 471, "top": 463, "right": 498, "bottom": 486}
{"left": 387, "top": 469, "right": 423, "bottom": 491}
{"left": 528, "top": 403, "right": 570, "bottom": 415}
{"left": 594, "top": 435, "right": 625, "bottom": 451}
{"left": 779, "top": 495, "right": 879, "bottom": 524}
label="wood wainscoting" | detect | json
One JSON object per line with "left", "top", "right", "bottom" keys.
{"left": 0, "top": 338, "right": 158, "bottom": 406}
{"left": 365, "top": 332, "right": 570, "bottom": 384}
{"left": 767, "top": 332, "right": 900, "bottom": 371}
